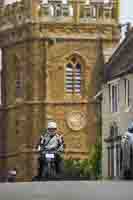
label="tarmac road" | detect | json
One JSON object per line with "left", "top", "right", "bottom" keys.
{"left": 0, "top": 181, "right": 133, "bottom": 200}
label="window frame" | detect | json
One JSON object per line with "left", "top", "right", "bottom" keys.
{"left": 65, "top": 56, "right": 83, "bottom": 95}
{"left": 107, "top": 123, "right": 121, "bottom": 178}
{"left": 109, "top": 81, "right": 119, "bottom": 113}
{"left": 124, "top": 78, "right": 130, "bottom": 107}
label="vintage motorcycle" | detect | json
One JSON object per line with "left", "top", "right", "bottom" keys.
{"left": 41, "top": 149, "right": 57, "bottom": 179}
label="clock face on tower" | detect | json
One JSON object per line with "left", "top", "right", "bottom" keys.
{"left": 66, "top": 111, "right": 87, "bottom": 131}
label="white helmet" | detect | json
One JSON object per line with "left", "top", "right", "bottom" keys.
{"left": 47, "top": 121, "right": 57, "bottom": 129}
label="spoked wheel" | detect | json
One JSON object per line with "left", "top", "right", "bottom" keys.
{"left": 47, "top": 162, "right": 56, "bottom": 178}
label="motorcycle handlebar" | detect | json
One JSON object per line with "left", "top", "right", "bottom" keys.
{"left": 41, "top": 149, "right": 57, "bottom": 154}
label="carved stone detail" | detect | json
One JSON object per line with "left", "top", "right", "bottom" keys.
{"left": 66, "top": 111, "right": 87, "bottom": 131}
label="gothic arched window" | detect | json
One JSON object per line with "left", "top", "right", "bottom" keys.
{"left": 65, "top": 56, "right": 83, "bottom": 94}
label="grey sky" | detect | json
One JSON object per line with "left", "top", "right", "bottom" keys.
{"left": 120, "top": 0, "right": 133, "bottom": 23}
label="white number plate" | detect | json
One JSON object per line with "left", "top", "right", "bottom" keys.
{"left": 45, "top": 153, "right": 55, "bottom": 159}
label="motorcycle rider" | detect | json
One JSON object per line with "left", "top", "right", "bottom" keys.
{"left": 37, "top": 121, "right": 64, "bottom": 178}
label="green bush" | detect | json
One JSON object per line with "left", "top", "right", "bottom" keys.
{"left": 63, "top": 140, "right": 102, "bottom": 179}
{"left": 63, "top": 158, "right": 91, "bottom": 178}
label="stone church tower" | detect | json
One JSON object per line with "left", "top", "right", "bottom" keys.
{"left": 0, "top": 0, "right": 120, "bottom": 181}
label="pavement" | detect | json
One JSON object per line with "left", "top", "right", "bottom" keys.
{"left": 0, "top": 181, "right": 133, "bottom": 200}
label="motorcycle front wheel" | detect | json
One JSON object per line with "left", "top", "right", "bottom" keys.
{"left": 47, "top": 162, "right": 56, "bottom": 178}
{"left": 42, "top": 162, "right": 56, "bottom": 179}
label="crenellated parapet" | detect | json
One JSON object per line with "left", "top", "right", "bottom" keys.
{"left": 0, "top": 0, "right": 118, "bottom": 29}
{"left": 39, "top": 0, "right": 117, "bottom": 23}
{"left": 0, "top": 0, "right": 120, "bottom": 48}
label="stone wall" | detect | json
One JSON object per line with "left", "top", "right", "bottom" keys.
{"left": 0, "top": 0, "right": 120, "bottom": 181}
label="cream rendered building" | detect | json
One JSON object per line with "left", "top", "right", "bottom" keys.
{"left": 102, "top": 29, "right": 133, "bottom": 179}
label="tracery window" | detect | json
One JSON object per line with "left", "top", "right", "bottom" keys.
{"left": 65, "top": 56, "right": 83, "bottom": 94}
